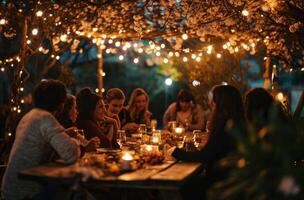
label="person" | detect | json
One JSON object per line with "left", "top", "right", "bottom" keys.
{"left": 76, "top": 88, "right": 119, "bottom": 148}
{"left": 163, "top": 89, "right": 204, "bottom": 131}
{"left": 244, "top": 88, "right": 290, "bottom": 131}
{"left": 171, "top": 85, "right": 245, "bottom": 199}
{"left": 1, "top": 80, "right": 80, "bottom": 200}
{"left": 120, "top": 88, "right": 152, "bottom": 134}
{"left": 104, "top": 88, "right": 126, "bottom": 129}
{"left": 57, "top": 94, "right": 100, "bottom": 152}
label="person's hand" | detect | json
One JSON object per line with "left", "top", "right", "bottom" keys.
{"left": 122, "top": 123, "right": 139, "bottom": 131}
{"left": 165, "top": 146, "right": 177, "bottom": 161}
{"left": 65, "top": 127, "right": 78, "bottom": 138}
{"left": 85, "top": 137, "right": 100, "bottom": 152}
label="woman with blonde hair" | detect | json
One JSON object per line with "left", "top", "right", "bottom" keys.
{"left": 120, "top": 88, "right": 152, "bottom": 134}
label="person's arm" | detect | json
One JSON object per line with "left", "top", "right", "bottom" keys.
{"left": 189, "top": 104, "right": 204, "bottom": 131}
{"left": 172, "top": 130, "right": 229, "bottom": 164}
{"left": 81, "top": 120, "right": 111, "bottom": 148}
{"left": 41, "top": 116, "right": 80, "bottom": 164}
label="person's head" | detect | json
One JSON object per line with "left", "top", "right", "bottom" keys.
{"left": 105, "top": 88, "right": 125, "bottom": 116}
{"left": 76, "top": 88, "right": 106, "bottom": 121}
{"left": 57, "top": 95, "right": 78, "bottom": 127}
{"left": 33, "top": 79, "right": 67, "bottom": 113}
{"left": 244, "top": 88, "right": 275, "bottom": 124}
{"left": 208, "top": 84, "right": 244, "bottom": 132}
{"left": 127, "top": 88, "right": 149, "bottom": 112}
{"left": 176, "top": 89, "right": 195, "bottom": 111}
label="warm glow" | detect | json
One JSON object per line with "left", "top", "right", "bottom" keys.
{"left": 138, "top": 48, "right": 143, "bottom": 53}
{"left": 182, "top": 33, "right": 188, "bottom": 40}
{"left": 192, "top": 80, "right": 200, "bottom": 86}
{"left": 156, "top": 52, "right": 161, "bottom": 57}
{"left": 60, "top": 34, "right": 67, "bottom": 42}
{"left": 165, "top": 78, "right": 172, "bottom": 86}
{"left": 32, "top": 29, "right": 39, "bottom": 35}
{"left": 195, "top": 57, "right": 201, "bottom": 62}
{"left": 118, "top": 55, "right": 124, "bottom": 60}
{"left": 183, "top": 57, "right": 188, "bottom": 62}
{"left": 161, "top": 44, "right": 166, "bottom": 48}
{"left": 163, "top": 58, "right": 169, "bottom": 63}
{"left": 36, "top": 10, "right": 43, "bottom": 17}
{"left": 134, "top": 58, "right": 139, "bottom": 63}
{"left": 216, "top": 53, "right": 222, "bottom": 58}
{"left": 122, "top": 152, "right": 133, "bottom": 161}
{"left": 115, "top": 41, "right": 121, "bottom": 47}
{"left": 175, "top": 52, "right": 180, "bottom": 57}
{"left": 168, "top": 52, "right": 174, "bottom": 57}
{"left": 191, "top": 54, "right": 196, "bottom": 59}
{"left": 276, "top": 92, "right": 284, "bottom": 102}
{"left": 55, "top": 55, "right": 60, "bottom": 60}
{"left": 0, "top": 19, "right": 6, "bottom": 25}
{"left": 242, "top": 10, "right": 249, "bottom": 16}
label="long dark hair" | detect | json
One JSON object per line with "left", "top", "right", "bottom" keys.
{"left": 58, "top": 94, "right": 76, "bottom": 128}
{"left": 208, "top": 85, "right": 244, "bottom": 133}
{"left": 176, "top": 89, "right": 195, "bottom": 112}
{"left": 76, "top": 88, "right": 102, "bottom": 120}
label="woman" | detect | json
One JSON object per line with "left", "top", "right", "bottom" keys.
{"left": 163, "top": 89, "right": 204, "bottom": 131}
{"left": 2, "top": 80, "right": 80, "bottom": 200}
{"left": 105, "top": 88, "right": 126, "bottom": 129}
{"left": 171, "top": 84, "right": 245, "bottom": 199}
{"left": 76, "top": 88, "right": 119, "bottom": 148}
{"left": 120, "top": 88, "right": 152, "bottom": 134}
{"left": 57, "top": 94, "right": 100, "bottom": 152}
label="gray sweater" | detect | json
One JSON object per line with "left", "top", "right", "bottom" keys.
{"left": 1, "top": 108, "right": 80, "bottom": 200}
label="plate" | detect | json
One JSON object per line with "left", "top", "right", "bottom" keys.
{"left": 96, "top": 148, "right": 121, "bottom": 154}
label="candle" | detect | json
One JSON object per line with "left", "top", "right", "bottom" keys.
{"left": 175, "top": 127, "right": 184, "bottom": 134}
{"left": 140, "top": 144, "right": 159, "bottom": 154}
{"left": 151, "top": 130, "right": 161, "bottom": 145}
{"left": 120, "top": 151, "right": 134, "bottom": 171}
{"left": 121, "top": 152, "right": 133, "bottom": 161}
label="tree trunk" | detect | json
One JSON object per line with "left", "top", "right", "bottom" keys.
{"left": 97, "top": 47, "right": 103, "bottom": 95}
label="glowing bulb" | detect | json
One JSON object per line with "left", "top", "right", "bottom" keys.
{"left": 36, "top": 10, "right": 43, "bottom": 17}
{"left": 191, "top": 54, "right": 196, "bottom": 59}
{"left": 195, "top": 57, "right": 201, "bottom": 62}
{"left": 138, "top": 48, "right": 143, "bottom": 53}
{"left": 32, "top": 28, "right": 38, "bottom": 35}
{"left": 55, "top": 55, "right": 60, "bottom": 60}
{"left": 133, "top": 43, "right": 138, "bottom": 48}
{"left": 95, "top": 88, "right": 99, "bottom": 93}
{"left": 276, "top": 92, "right": 284, "bottom": 102}
{"left": 102, "top": 72, "right": 106, "bottom": 76}
{"left": 216, "top": 53, "right": 222, "bottom": 58}
{"left": 234, "top": 47, "right": 239, "bottom": 52}
{"left": 106, "top": 49, "right": 111, "bottom": 54}
{"left": 0, "top": 19, "right": 6, "bottom": 25}
{"left": 125, "top": 42, "right": 131, "bottom": 48}
{"left": 119, "top": 55, "right": 124, "bottom": 60}
{"left": 183, "top": 57, "right": 188, "bottom": 62}
{"left": 163, "top": 58, "right": 169, "bottom": 63}
{"left": 97, "top": 54, "right": 102, "bottom": 58}
{"left": 165, "top": 78, "right": 173, "bottom": 86}
{"left": 1, "top": 67, "right": 4, "bottom": 72}
{"left": 242, "top": 10, "right": 249, "bottom": 16}
{"left": 92, "top": 38, "right": 97, "bottom": 43}
{"left": 175, "top": 52, "right": 180, "bottom": 57}
{"left": 60, "top": 34, "right": 67, "bottom": 42}
{"left": 108, "top": 39, "right": 113, "bottom": 44}
{"left": 21, "top": 99, "right": 25, "bottom": 103}
{"left": 115, "top": 41, "right": 121, "bottom": 47}
{"left": 134, "top": 58, "right": 139, "bottom": 64}
{"left": 168, "top": 52, "right": 174, "bottom": 57}
{"left": 223, "top": 44, "right": 227, "bottom": 49}
{"left": 192, "top": 80, "right": 200, "bottom": 87}
{"left": 182, "top": 34, "right": 188, "bottom": 40}
{"left": 156, "top": 52, "right": 161, "bottom": 57}
{"left": 38, "top": 46, "right": 43, "bottom": 51}
{"left": 26, "top": 40, "right": 31, "bottom": 44}
{"left": 161, "top": 44, "right": 166, "bottom": 48}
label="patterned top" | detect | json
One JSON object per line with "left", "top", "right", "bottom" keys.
{"left": 1, "top": 108, "right": 80, "bottom": 200}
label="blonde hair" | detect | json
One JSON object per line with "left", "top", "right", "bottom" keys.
{"left": 127, "top": 88, "right": 150, "bottom": 121}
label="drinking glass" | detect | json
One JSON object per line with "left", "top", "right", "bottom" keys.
{"left": 77, "top": 129, "right": 88, "bottom": 146}
{"left": 117, "top": 130, "right": 127, "bottom": 147}
{"left": 138, "top": 124, "right": 146, "bottom": 135}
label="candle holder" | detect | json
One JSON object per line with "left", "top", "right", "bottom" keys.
{"left": 140, "top": 144, "right": 159, "bottom": 154}
{"left": 151, "top": 130, "right": 162, "bottom": 145}
{"left": 120, "top": 150, "right": 134, "bottom": 171}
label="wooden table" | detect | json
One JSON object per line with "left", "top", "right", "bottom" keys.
{"left": 19, "top": 160, "right": 204, "bottom": 199}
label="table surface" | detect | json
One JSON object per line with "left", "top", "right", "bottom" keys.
{"left": 19, "top": 160, "right": 204, "bottom": 190}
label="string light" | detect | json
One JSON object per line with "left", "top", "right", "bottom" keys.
{"left": 105, "top": 49, "right": 111, "bottom": 54}
{"left": 195, "top": 57, "right": 201, "bottom": 62}
{"left": 156, "top": 52, "right": 161, "bottom": 57}
{"left": 175, "top": 52, "right": 180, "bottom": 57}
{"left": 161, "top": 44, "right": 166, "bottom": 48}
{"left": 168, "top": 52, "right": 174, "bottom": 57}
{"left": 207, "top": 45, "right": 212, "bottom": 54}
{"left": 191, "top": 54, "right": 196, "bottom": 59}
{"left": 138, "top": 48, "right": 143, "bottom": 53}
{"left": 97, "top": 54, "right": 102, "bottom": 58}
{"left": 242, "top": 10, "right": 249, "bottom": 16}
{"left": 192, "top": 80, "right": 200, "bottom": 87}
{"left": 182, "top": 34, "right": 188, "bottom": 40}
{"left": 125, "top": 42, "right": 131, "bottom": 48}
{"left": 108, "top": 39, "right": 113, "bottom": 44}
{"left": 183, "top": 57, "right": 188, "bottom": 62}
{"left": 26, "top": 40, "right": 31, "bottom": 44}
{"left": 115, "top": 41, "right": 121, "bottom": 47}
{"left": 0, "top": 19, "right": 6, "bottom": 25}
{"left": 36, "top": 10, "right": 43, "bottom": 17}
{"left": 216, "top": 53, "right": 222, "bottom": 58}
{"left": 163, "top": 58, "right": 169, "bottom": 63}
{"left": 55, "top": 55, "right": 60, "bottom": 60}
{"left": 134, "top": 58, "right": 139, "bottom": 63}
{"left": 32, "top": 28, "right": 39, "bottom": 35}
{"left": 1, "top": 67, "right": 4, "bottom": 72}
{"left": 118, "top": 55, "right": 124, "bottom": 60}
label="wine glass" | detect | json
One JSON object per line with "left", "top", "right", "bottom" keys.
{"left": 117, "top": 130, "right": 126, "bottom": 147}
